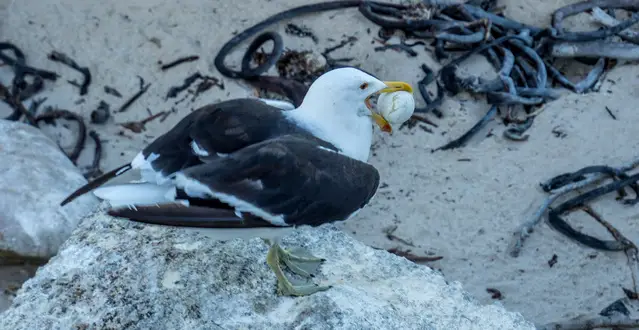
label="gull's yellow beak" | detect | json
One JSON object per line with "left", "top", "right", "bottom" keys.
{"left": 366, "top": 81, "right": 413, "bottom": 133}
{"left": 378, "top": 81, "right": 414, "bottom": 95}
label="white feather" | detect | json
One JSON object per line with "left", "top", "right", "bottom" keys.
{"left": 93, "top": 183, "right": 178, "bottom": 208}
{"left": 317, "top": 146, "right": 337, "bottom": 153}
{"left": 258, "top": 98, "right": 295, "bottom": 110}
{"left": 190, "top": 141, "right": 210, "bottom": 157}
{"left": 130, "top": 152, "right": 169, "bottom": 185}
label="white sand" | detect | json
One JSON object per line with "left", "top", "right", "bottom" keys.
{"left": 2, "top": 0, "right": 639, "bottom": 325}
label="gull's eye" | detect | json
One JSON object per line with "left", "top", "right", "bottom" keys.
{"left": 359, "top": 82, "right": 368, "bottom": 90}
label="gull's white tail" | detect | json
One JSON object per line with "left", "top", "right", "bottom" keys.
{"left": 93, "top": 183, "right": 180, "bottom": 208}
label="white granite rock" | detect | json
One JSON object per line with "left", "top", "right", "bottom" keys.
{"left": 0, "top": 120, "right": 99, "bottom": 259}
{"left": 0, "top": 209, "right": 535, "bottom": 330}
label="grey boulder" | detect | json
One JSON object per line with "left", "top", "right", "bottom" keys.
{"left": 0, "top": 208, "right": 534, "bottom": 330}
{"left": 0, "top": 119, "right": 99, "bottom": 260}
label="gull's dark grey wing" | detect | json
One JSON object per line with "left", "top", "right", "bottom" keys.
{"left": 61, "top": 98, "right": 324, "bottom": 206}
{"left": 141, "top": 98, "right": 313, "bottom": 177}
{"left": 108, "top": 135, "right": 379, "bottom": 228}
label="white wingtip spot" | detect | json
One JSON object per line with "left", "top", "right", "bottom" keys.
{"left": 317, "top": 146, "right": 337, "bottom": 153}
{"left": 190, "top": 141, "right": 210, "bottom": 157}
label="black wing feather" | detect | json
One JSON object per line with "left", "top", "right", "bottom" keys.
{"left": 176, "top": 135, "right": 380, "bottom": 227}
{"left": 142, "top": 98, "right": 331, "bottom": 175}
{"left": 60, "top": 98, "right": 336, "bottom": 207}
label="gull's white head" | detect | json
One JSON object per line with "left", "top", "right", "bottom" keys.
{"left": 285, "top": 67, "right": 413, "bottom": 162}
{"left": 298, "top": 67, "right": 413, "bottom": 133}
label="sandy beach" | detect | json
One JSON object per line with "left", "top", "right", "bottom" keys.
{"left": 2, "top": 0, "right": 639, "bottom": 326}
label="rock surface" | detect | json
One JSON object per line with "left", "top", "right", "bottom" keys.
{"left": 0, "top": 266, "right": 37, "bottom": 313}
{"left": 0, "top": 120, "right": 99, "bottom": 259}
{"left": 0, "top": 208, "right": 534, "bottom": 330}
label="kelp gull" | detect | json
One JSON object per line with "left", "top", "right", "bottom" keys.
{"left": 61, "top": 67, "right": 414, "bottom": 296}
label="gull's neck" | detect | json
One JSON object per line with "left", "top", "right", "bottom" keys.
{"left": 284, "top": 103, "right": 373, "bottom": 162}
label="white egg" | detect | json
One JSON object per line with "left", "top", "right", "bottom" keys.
{"left": 376, "top": 91, "right": 415, "bottom": 126}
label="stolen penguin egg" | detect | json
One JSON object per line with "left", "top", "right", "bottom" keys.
{"left": 377, "top": 91, "right": 415, "bottom": 125}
